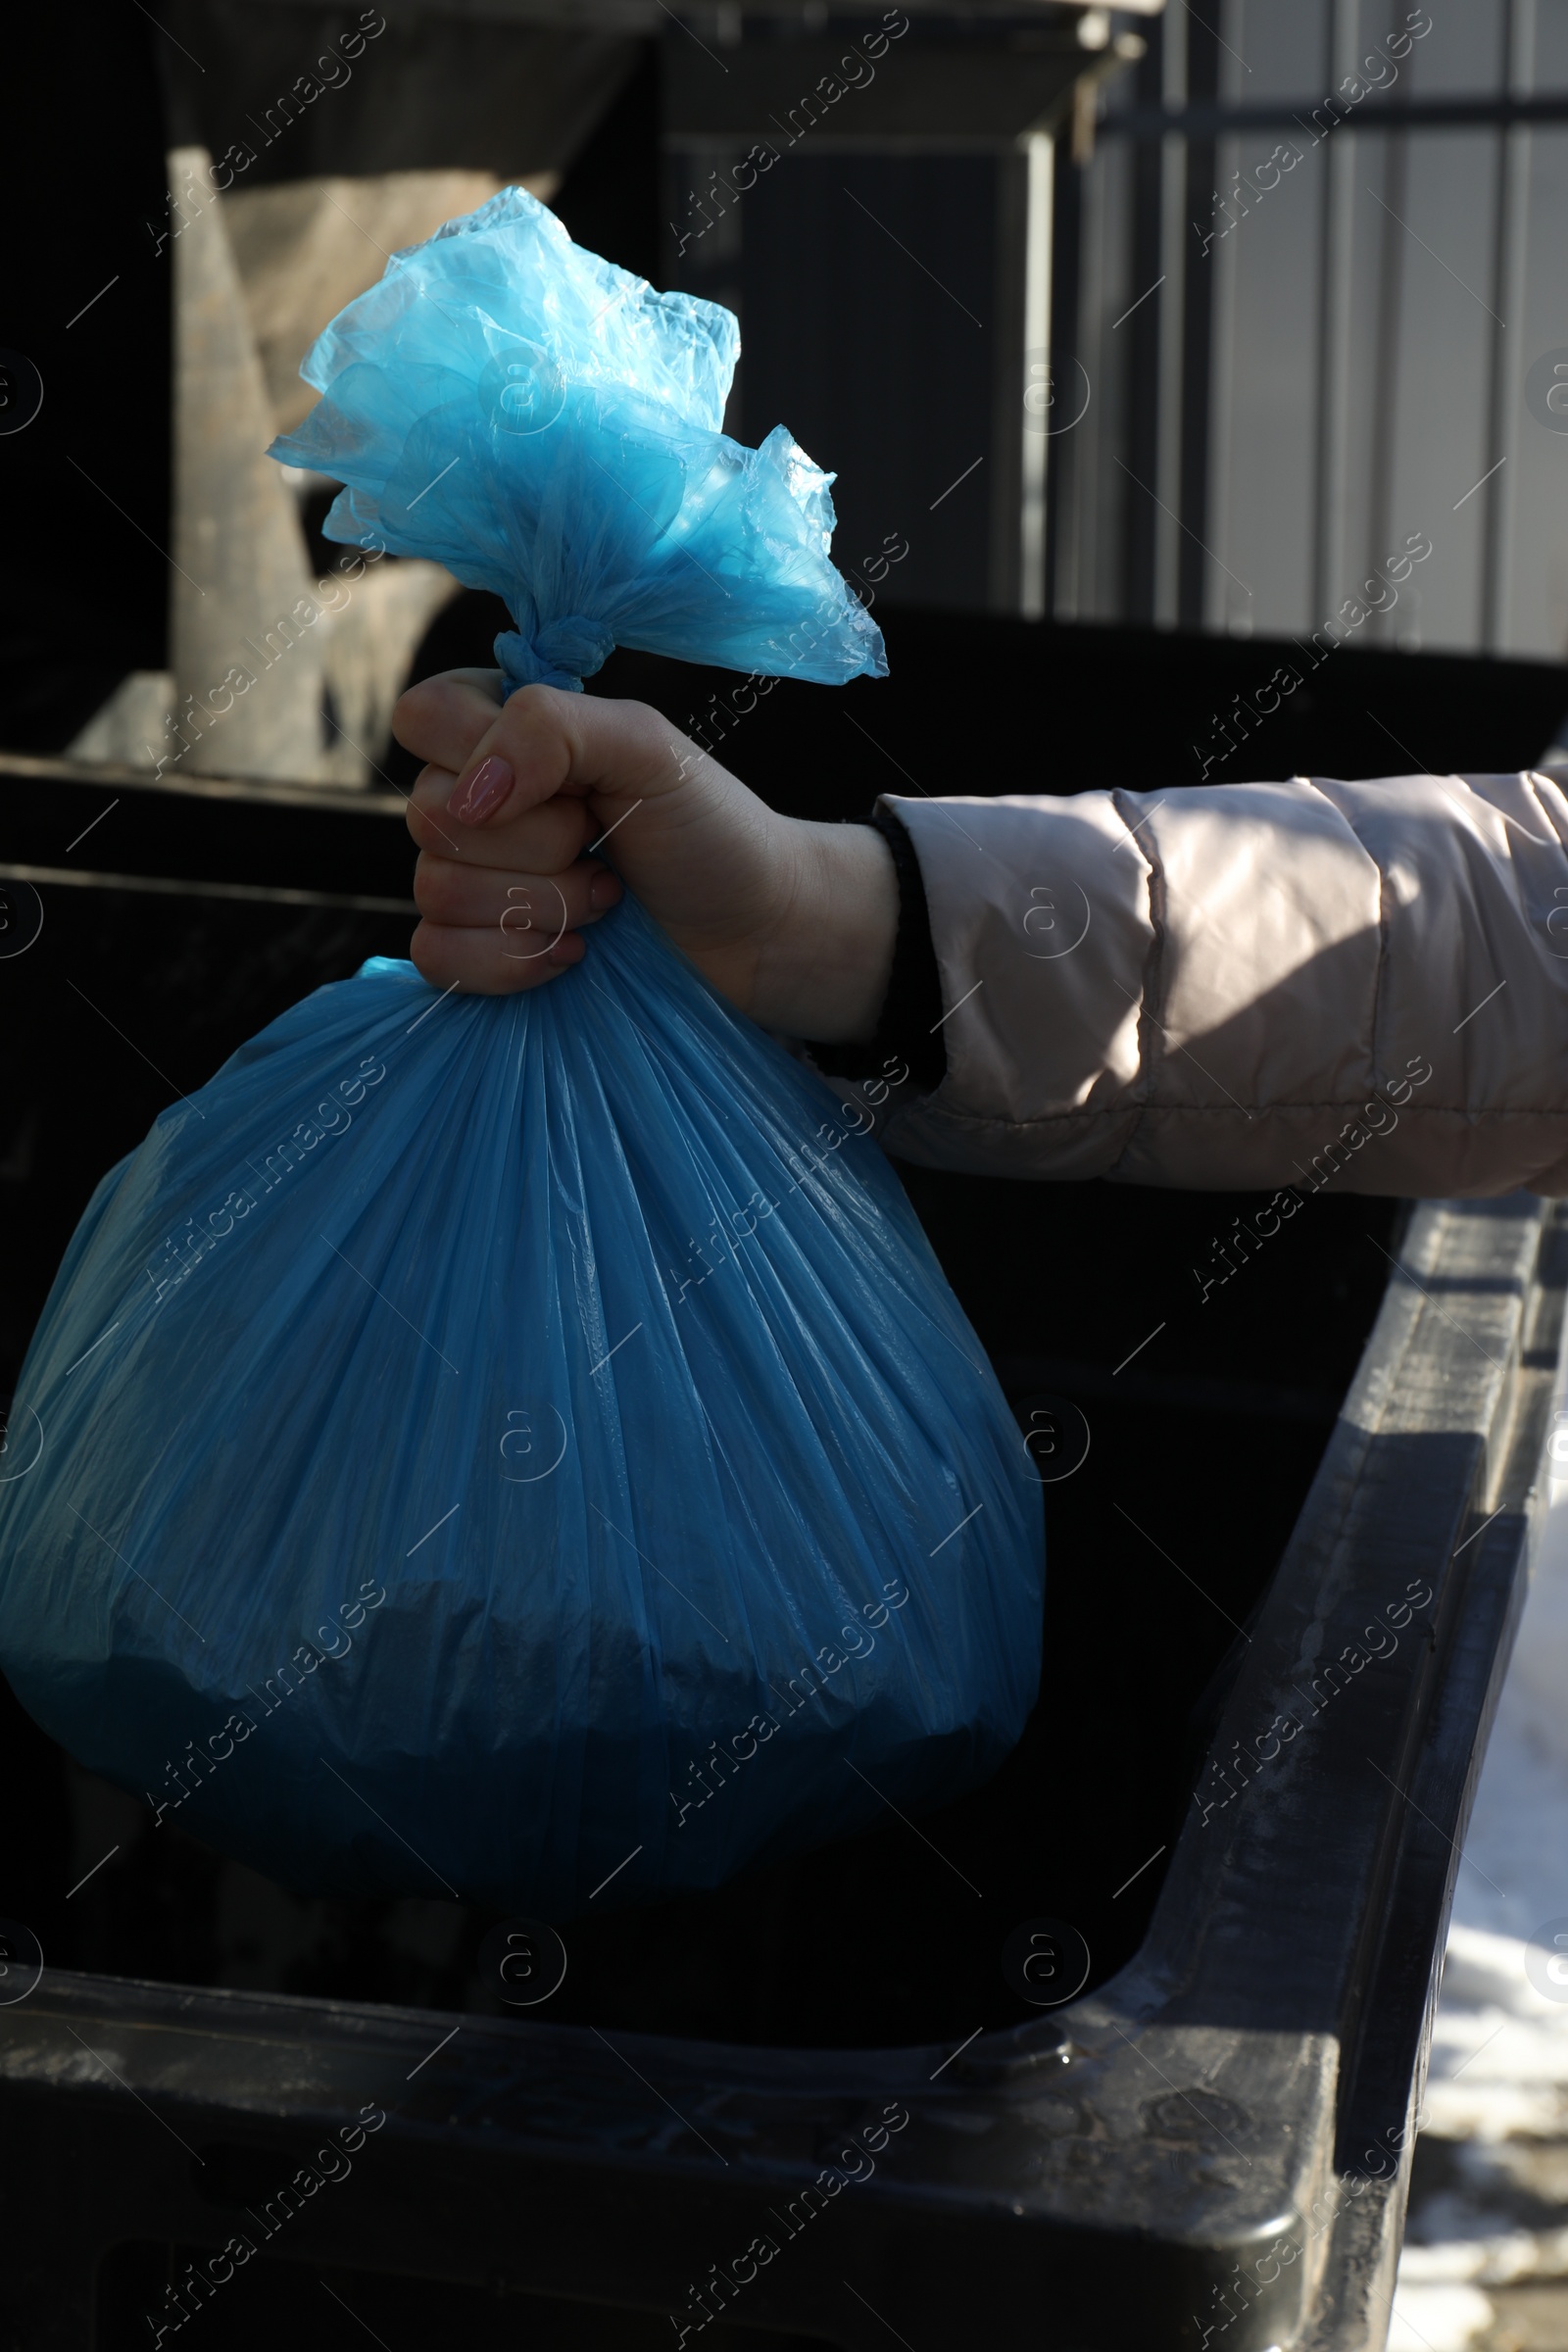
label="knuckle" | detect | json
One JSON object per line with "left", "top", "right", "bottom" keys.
{"left": 408, "top": 770, "right": 453, "bottom": 824}
{"left": 408, "top": 923, "right": 445, "bottom": 985}
{"left": 413, "top": 857, "right": 466, "bottom": 921}
{"left": 391, "top": 679, "right": 439, "bottom": 739}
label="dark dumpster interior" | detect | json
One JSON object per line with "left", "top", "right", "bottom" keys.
{"left": 14, "top": 597, "right": 1561, "bottom": 2056}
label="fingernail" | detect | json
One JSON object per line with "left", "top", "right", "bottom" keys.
{"left": 450, "top": 755, "right": 514, "bottom": 823}
{"left": 590, "top": 872, "right": 622, "bottom": 908}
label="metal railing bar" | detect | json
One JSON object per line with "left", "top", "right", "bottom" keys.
{"left": 1097, "top": 91, "right": 1568, "bottom": 138}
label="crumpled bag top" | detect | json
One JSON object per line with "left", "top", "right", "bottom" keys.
{"left": 269, "top": 186, "right": 887, "bottom": 695}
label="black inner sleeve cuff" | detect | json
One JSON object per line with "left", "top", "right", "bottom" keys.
{"left": 803, "top": 808, "right": 948, "bottom": 1092}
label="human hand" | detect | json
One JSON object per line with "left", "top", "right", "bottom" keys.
{"left": 392, "top": 670, "right": 899, "bottom": 1040}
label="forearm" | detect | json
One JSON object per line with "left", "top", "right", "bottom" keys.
{"left": 857, "top": 771, "right": 1568, "bottom": 1200}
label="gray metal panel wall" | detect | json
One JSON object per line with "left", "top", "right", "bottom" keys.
{"left": 1051, "top": 0, "right": 1568, "bottom": 662}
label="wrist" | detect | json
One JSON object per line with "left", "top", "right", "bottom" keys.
{"left": 750, "top": 818, "right": 899, "bottom": 1040}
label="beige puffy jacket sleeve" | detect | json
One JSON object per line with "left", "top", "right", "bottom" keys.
{"left": 871, "top": 770, "right": 1568, "bottom": 1197}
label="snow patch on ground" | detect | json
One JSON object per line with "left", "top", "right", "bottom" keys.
{"left": 1389, "top": 2282, "right": 1496, "bottom": 2352}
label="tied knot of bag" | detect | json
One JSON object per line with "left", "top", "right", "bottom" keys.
{"left": 496, "top": 614, "right": 616, "bottom": 697}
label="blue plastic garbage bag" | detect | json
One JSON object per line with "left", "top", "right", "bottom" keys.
{"left": 0, "top": 904, "right": 1042, "bottom": 1914}
{"left": 0, "top": 192, "right": 1044, "bottom": 1917}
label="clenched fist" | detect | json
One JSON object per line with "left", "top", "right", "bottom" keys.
{"left": 391, "top": 670, "right": 899, "bottom": 1041}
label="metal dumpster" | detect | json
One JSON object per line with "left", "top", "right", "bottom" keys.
{"left": 1, "top": 612, "right": 1564, "bottom": 2349}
